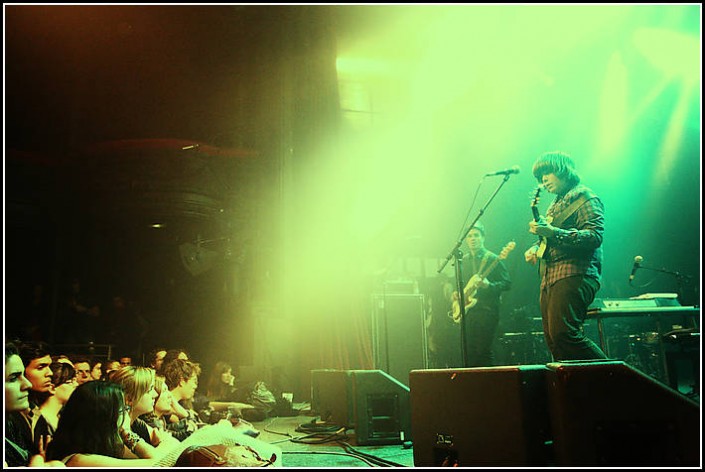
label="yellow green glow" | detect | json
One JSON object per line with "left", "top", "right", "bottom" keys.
{"left": 281, "top": 4, "right": 701, "bottom": 328}
{"left": 595, "top": 52, "right": 629, "bottom": 162}
{"left": 633, "top": 28, "right": 700, "bottom": 84}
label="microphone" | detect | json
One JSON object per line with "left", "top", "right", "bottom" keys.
{"left": 629, "top": 255, "right": 643, "bottom": 281}
{"left": 485, "top": 165, "right": 520, "bottom": 176}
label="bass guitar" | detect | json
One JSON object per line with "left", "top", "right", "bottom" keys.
{"left": 450, "top": 241, "right": 516, "bottom": 323}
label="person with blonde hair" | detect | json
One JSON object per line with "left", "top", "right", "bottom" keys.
{"left": 140, "top": 375, "right": 195, "bottom": 441}
{"left": 108, "top": 366, "right": 180, "bottom": 451}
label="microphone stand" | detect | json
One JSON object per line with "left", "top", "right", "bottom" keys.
{"left": 438, "top": 173, "right": 514, "bottom": 367}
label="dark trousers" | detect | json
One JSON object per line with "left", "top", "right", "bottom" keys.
{"left": 464, "top": 307, "right": 500, "bottom": 367}
{"left": 540, "top": 275, "right": 607, "bottom": 361}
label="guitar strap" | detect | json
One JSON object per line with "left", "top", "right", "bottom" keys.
{"left": 539, "top": 191, "right": 595, "bottom": 277}
{"left": 471, "top": 251, "right": 491, "bottom": 277}
{"left": 550, "top": 192, "right": 593, "bottom": 228}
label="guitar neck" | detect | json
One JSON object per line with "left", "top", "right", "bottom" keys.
{"left": 479, "top": 257, "right": 501, "bottom": 279}
{"left": 531, "top": 205, "right": 540, "bottom": 221}
{"left": 466, "top": 256, "right": 499, "bottom": 289}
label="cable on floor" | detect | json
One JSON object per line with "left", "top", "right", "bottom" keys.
{"left": 337, "top": 440, "right": 408, "bottom": 467}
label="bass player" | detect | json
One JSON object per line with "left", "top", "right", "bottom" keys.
{"left": 451, "top": 221, "right": 512, "bottom": 367}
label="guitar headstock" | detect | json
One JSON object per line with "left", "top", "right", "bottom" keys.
{"left": 499, "top": 241, "right": 516, "bottom": 259}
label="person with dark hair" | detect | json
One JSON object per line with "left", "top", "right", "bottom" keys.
{"left": 5, "top": 340, "right": 54, "bottom": 460}
{"left": 32, "top": 361, "right": 78, "bottom": 452}
{"left": 524, "top": 151, "right": 607, "bottom": 361}
{"left": 157, "top": 348, "right": 190, "bottom": 376}
{"left": 45, "top": 381, "right": 163, "bottom": 466}
{"left": 163, "top": 359, "right": 259, "bottom": 438}
{"left": 205, "top": 361, "right": 240, "bottom": 403}
{"left": 90, "top": 358, "right": 103, "bottom": 381}
{"left": 4, "top": 341, "right": 64, "bottom": 467}
{"left": 450, "top": 221, "right": 513, "bottom": 367}
{"left": 70, "top": 355, "right": 92, "bottom": 385}
{"left": 162, "top": 358, "right": 203, "bottom": 433}
{"left": 147, "top": 346, "right": 167, "bottom": 371}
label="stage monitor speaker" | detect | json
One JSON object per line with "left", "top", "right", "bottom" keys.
{"left": 310, "top": 369, "right": 350, "bottom": 427}
{"left": 409, "top": 365, "right": 552, "bottom": 467}
{"left": 546, "top": 360, "right": 700, "bottom": 466}
{"left": 372, "top": 294, "right": 428, "bottom": 386}
{"left": 349, "top": 370, "right": 412, "bottom": 445}
{"left": 310, "top": 369, "right": 412, "bottom": 446}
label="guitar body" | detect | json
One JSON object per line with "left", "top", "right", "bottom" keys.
{"left": 450, "top": 242, "right": 515, "bottom": 324}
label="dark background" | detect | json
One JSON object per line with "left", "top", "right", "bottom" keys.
{"left": 5, "top": 5, "right": 340, "bottom": 374}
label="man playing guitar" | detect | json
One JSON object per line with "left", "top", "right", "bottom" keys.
{"left": 450, "top": 221, "right": 512, "bottom": 367}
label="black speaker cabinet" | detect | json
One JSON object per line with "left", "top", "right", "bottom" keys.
{"left": 310, "top": 369, "right": 412, "bottom": 446}
{"left": 409, "top": 365, "right": 551, "bottom": 467}
{"left": 546, "top": 360, "right": 700, "bottom": 466}
{"left": 372, "top": 294, "right": 428, "bottom": 386}
{"left": 310, "top": 369, "right": 350, "bottom": 427}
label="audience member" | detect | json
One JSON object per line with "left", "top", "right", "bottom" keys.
{"left": 51, "top": 355, "right": 74, "bottom": 367}
{"left": 90, "top": 359, "right": 103, "bottom": 381}
{"left": 71, "top": 356, "right": 92, "bottom": 385}
{"left": 206, "top": 361, "right": 241, "bottom": 403}
{"left": 147, "top": 347, "right": 167, "bottom": 371}
{"left": 101, "top": 359, "right": 120, "bottom": 380}
{"left": 6, "top": 340, "right": 54, "bottom": 458}
{"left": 162, "top": 359, "right": 203, "bottom": 433}
{"left": 163, "top": 359, "right": 258, "bottom": 435}
{"left": 5, "top": 341, "right": 64, "bottom": 467}
{"left": 32, "top": 362, "right": 78, "bottom": 451}
{"left": 108, "top": 366, "right": 179, "bottom": 451}
{"left": 141, "top": 375, "right": 195, "bottom": 441}
{"left": 45, "top": 381, "right": 166, "bottom": 466}
{"left": 157, "top": 348, "right": 189, "bottom": 376}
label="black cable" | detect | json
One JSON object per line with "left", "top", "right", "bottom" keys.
{"left": 295, "top": 421, "right": 344, "bottom": 434}
{"left": 284, "top": 421, "right": 409, "bottom": 466}
{"left": 290, "top": 427, "right": 349, "bottom": 445}
{"left": 338, "top": 440, "right": 408, "bottom": 467}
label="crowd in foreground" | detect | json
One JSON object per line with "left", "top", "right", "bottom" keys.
{"left": 4, "top": 339, "right": 279, "bottom": 467}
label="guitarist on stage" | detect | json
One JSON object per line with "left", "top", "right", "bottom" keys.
{"left": 451, "top": 221, "right": 512, "bottom": 367}
{"left": 524, "top": 151, "right": 607, "bottom": 362}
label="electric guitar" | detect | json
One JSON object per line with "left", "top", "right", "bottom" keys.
{"left": 450, "top": 241, "right": 516, "bottom": 323}
{"left": 531, "top": 186, "right": 547, "bottom": 259}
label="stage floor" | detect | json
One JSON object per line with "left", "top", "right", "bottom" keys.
{"left": 250, "top": 411, "right": 415, "bottom": 468}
